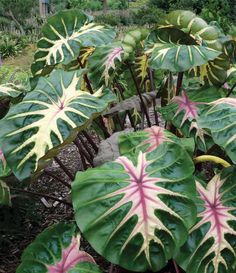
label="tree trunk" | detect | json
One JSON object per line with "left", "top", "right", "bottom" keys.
{"left": 8, "top": 9, "right": 25, "bottom": 35}
{"left": 103, "top": 0, "right": 108, "bottom": 12}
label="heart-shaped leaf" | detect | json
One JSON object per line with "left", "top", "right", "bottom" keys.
{"left": 159, "top": 87, "right": 223, "bottom": 151}
{"left": 176, "top": 167, "right": 236, "bottom": 273}
{"left": 31, "top": 9, "right": 116, "bottom": 77}
{"left": 0, "top": 69, "right": 115, "bottom": 180}
{"left": 147, "top": 28, "right": 221, "bottom": 72}
{"left": 198, "top": 97, "right": 236, "bottom": 163}
{"left": 0, "top": 180, "right": 11, "bottom": 206}
{"left": 16, "top": 223, "right": 97, "bottom": 273}
{"left": 72, "top": 137, "right": 197, "bottom": 272}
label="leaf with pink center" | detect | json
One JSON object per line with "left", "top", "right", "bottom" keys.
{"left": 72, "top": 140, "right": 197, "bottom": 272}
{"left": 198, "top": 97, "right": 236, "bottom": 163}
{"left": 88, "top": 42, "right": 124, "bottom": 87}
{"left": 119, "top": 126, "right": 181, "bottom": 155}
{"left": 119, "top": 126, "right": 195, "bottom": 157}
{"left": 16, "top": 223, "right": 100, "bottom": 273}
{"left": 159, "top": 86, "right": 223, "bottom": 151}
{"left": 176, "top": 167, "right": 236, "bottom": 273}
{"left": 172, "top": 91, "right": 200, "bottom": 126}
{"left": 0, "top": 148, "right": 11, "bottom": 177}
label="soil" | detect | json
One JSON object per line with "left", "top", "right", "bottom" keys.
{"left": 1, "top": 113, "right": 185, "bottom": 273}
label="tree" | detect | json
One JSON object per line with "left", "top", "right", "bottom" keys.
{"left": 0, "top": 0, "right": 35, "bottom": 34}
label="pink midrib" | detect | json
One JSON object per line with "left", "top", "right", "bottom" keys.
{"left": 198, "top": 186, "right": 226, "bottom": 244}
{"left": 107, "top": 47, "right": 123, "bottom": 67}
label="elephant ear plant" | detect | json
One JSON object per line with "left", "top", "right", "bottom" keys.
{"left": 0, "top": 8, "right": 236, "bottom": 273}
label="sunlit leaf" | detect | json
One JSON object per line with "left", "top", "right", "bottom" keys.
{"left": 16, "top": 223, "right": 97, "bottom": 273}
{"left": 0, "top": 69, "right": 115, "bottom": 180}
{"left": 176, "top": 167, "right": 236, "bottom": 273}
{"left": 147, "top": 28, "right": 221, "bottom": 73}
{"left": 73, "top": 139, "right": 196, "bottom": 272}
{"left": 135, "top": 54, "right": 149, "bottom": 84}
{"left": 31, "top": 10, "right": 116, "bottom": 76}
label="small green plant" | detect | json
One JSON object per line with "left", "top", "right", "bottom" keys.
{"left": 1, "top": 8, "right": 236, "bottom": 273}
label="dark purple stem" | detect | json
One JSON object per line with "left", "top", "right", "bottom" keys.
{"left": 148, "top": 68, "right": 159, "bottom": 125}
{"left": 11, "top": 188, "right": 72, "bottom": 206}
{"left": 54, "top": 157, "right": 75, "bottom": 181}
{"left": 128, "top": 65, "right": 152, "bottom": 127}
{"left": 82, "top": 131, "right": 98, "bottom": 153}
{"left": 44, "top": 169, "right": 71, "bottom": 189}
{"left": 176, "top": 72, "right": 184, "bottom": 96}
{"left": 226, "top": 82, "right": 236, "bottom": 97}
{"left": 78, "top": 58, "right": 110, "bottom": 138}
{"left": 173, "top": 260, "right": 180, "bottom": 273}
{"left": 74, "top": 138, "right": 94, "bottom": 167}
{"left": 77, "top": 135, "right": 94, "bottom": 159}
{"left": 115, "top": 80, "right": 136, "bottom": 129}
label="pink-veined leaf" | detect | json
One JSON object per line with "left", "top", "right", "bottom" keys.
{"left": 172, "top": 91, "right": 200, "bottom": 126}
{"left": 72, "top": 139, "right": 197, "bottom": 272}
{"left": 88, "top": 42, "right": 124, "bottom": 87}
{"left": 176, "top": 167, "right": 236, "bottom": 273}
{"left": 119, "top": 126, "right": 195, "bottom": 156}
{"left": 159, "top": 86, "right": 223, "bottom": 152}
{"left": 16, "top": 223, "right": 99, "bottom": 273}
{"left": 198, "top": 97, "right": 236, "bottom": 163}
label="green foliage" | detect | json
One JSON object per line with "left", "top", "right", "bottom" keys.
{"left": 68, "top": 0, "right": 103, "bottom": 11}
{"left": 1, "top": 8, "right": 236, "bottom": 273}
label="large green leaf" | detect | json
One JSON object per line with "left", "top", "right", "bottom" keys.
{"left": 0, "top": 69, "right": 115, "bottom": 180}
{"left": 16, "top": 223, "right": 97, "bottom": 273}
{"left": 198, "top": 97, "right": 236, "bottom": 163}
{"left": 0, "top": 180, "right": 11, "bottom": 206}
{"left": 176, "top": 167, "right": 236, "bottom": 273}
{"left": 72, "top": 137, "right": 197, "bottom": 272}
{"left": 159, "top": 86, "right": 223, "bottom": 151}
{"left": 147, "top": 28, "right": 221, "bottom": 72}
{"left": 31, "top": 9, "right": 116, "bottom": 77}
